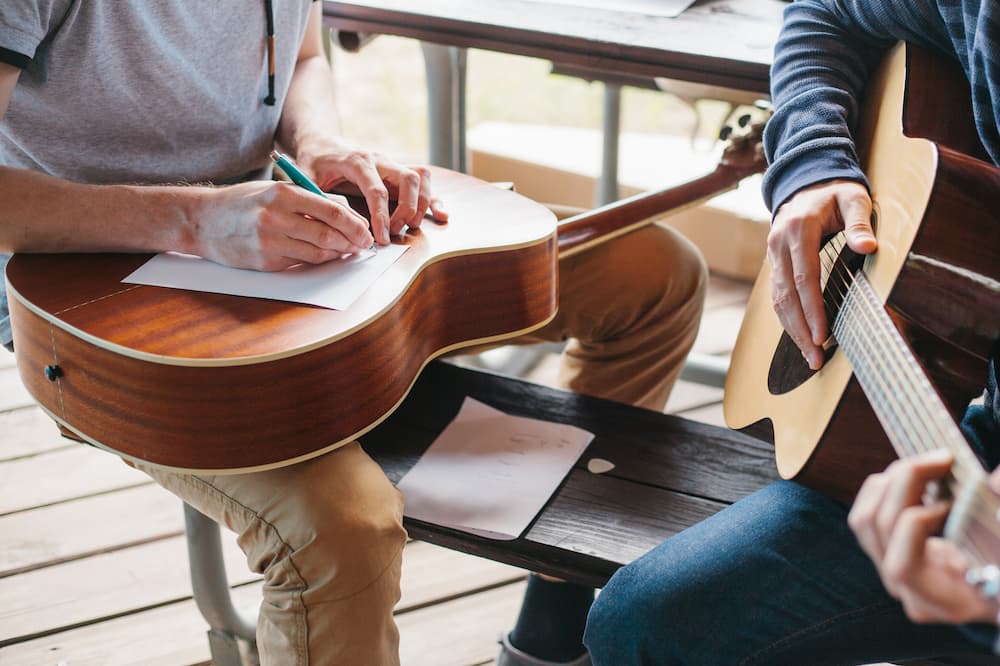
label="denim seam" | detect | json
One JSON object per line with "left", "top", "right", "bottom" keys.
{"left": 738, "top": 598, "right": 898, "bottom": 666}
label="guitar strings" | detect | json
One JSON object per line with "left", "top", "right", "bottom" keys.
{"left": 816, "top": 237, "right": 1000, "bottom": 557}
{"left": 818, "top": 240, "right": 1000, "bottom": 561}
{"left": 820, "top": 237, "right": 979, "bottom": 472}
{"left": 819, "top": 238, "right": 950, "bottom": 458}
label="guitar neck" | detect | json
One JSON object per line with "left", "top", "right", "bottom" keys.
{"left": 556, "top": 162, "right": 761, "bottom": 258}
{"left": 834, "top": 268, "right": 995, "bottom": 563}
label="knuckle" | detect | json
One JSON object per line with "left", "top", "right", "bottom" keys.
{"left": 771, "top": 289, "right": 794, "bottom": 312}
{"left": 348, "top": 151, "right": 373, "bottom": 168}
{"left": 395, "top": 201, "right": 418, "bottom": 220}
{"left": 881, "top": 559, "right": 907, "bottom": 589}
{"left": 846, "top": 508, "right": 867, "bottom": 532}
{"left": 903, "top": 600, "right": 931, "bottom": 624}
{"left": 401, "top": 170, "right": 421, "bottom": 189}
{"left": 304, "top": 245, "right": 328, "bottom": 264}
{"left": 766, "top": 230, "right": 785, "bottom": 254}
{"left": 315, "top": 227, "right": 337, "bottom": 248}
{"left": 874, "top": 514, "right": 895, "bottom": 541}
{"left": 792, "top": 271, "right": 813, "bottom": 288}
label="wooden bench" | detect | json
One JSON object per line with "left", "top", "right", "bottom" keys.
{"left": 186, "top": 360, "right": 998, "bottom": 665}
{"left": 361, "top": 359, "right": 777, "bottom": 587}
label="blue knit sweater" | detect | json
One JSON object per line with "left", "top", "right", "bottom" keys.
{"left": 763, "top": 0, "right": 1000, "bottom": 648}
{"left": 762, "top": 0, "right": 1000, "bottom": 213}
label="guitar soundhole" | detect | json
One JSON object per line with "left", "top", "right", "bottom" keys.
{"left": 766, "top": 232, "right": 867, "bottom": 395}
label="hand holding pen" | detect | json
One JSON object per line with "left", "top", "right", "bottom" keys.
{"left": 275, "top": 146, "right": 449, "bottom": 245}
{"left": 271, "top": 150, "right": 376, "bottom": 252}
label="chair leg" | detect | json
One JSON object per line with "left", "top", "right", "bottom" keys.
{"left": 183, "top": 502, "right": 259, "bottom": 664}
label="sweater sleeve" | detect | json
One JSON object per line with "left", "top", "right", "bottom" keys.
{"left": 762, "top": 0, "right": 951, "bottom": 213}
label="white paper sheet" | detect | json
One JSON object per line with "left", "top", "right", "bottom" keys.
{"left": 524, "top": 0, "right": 697, "bottom": 19}
{"left": 397, "top": 397, "right": 595, "bottom": 541}
{"left": 122, "top": 245, "right": 408, "bottom": 310}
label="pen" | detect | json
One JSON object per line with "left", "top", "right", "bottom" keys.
{"left": 270, "top": 150, "right": 377, "bottom": 250}
{"left": 269, "top": 150, "right": 326, "bottom": 196}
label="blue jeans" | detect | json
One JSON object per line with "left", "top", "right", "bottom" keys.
{"left": 584, "top": 480, "right": 991, "bottom": 665}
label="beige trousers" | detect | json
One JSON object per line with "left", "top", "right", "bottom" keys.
{"left": 140, "top": 223, "right": 706, "bottom": 665}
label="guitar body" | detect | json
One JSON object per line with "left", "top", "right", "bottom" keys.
{"left": 6, "top": 168, "right": 558, "bottom": 473}
{"left": 725, "top": 44, "right": 1000, "bottom": 504}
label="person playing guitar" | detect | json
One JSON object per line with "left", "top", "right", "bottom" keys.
{"left": 584, "top": 1, "right": 1000, "bottom": 664}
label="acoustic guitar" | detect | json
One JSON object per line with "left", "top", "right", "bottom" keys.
{"left": 724, "top": 44, "right": 1000, "bottom": 577}
{"left": 7, "top": 119, "right": 765, "bottom": 474}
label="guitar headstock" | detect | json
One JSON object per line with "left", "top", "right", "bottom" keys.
{"left": 717, "top": 100, "right": 771, "bottom": 173}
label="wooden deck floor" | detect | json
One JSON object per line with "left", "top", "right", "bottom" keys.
{"left": 0, "top": 274, "right": 751, "bottom": 666}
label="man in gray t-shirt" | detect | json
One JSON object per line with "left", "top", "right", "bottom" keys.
{"left": 1, "top": 2, "right": 710, "bottom": 664}
{"left": 0, "top": 2, "right": 441, "bottom": 663}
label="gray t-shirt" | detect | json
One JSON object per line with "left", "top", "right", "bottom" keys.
{"left": 0, "top": 0, "right": 315, "bottom": 345}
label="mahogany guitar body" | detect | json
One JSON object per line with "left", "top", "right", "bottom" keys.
{"left": 7, "top": 168, "right": 558, "bottom": 473}
{"left": 724, "top": 44, "right": 1000, "bottom": 504}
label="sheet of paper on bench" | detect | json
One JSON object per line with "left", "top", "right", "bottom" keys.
{"left": 122, "top": 245, "right": 408, "bottom": 310}
{"left": 397, "top": 397, "right": 594, "bottom": 541}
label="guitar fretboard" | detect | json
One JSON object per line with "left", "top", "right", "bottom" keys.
{"left": 833, "top": 264, "right": 994, "bottom": 565}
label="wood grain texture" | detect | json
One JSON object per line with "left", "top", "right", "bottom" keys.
{"left": 7, "top": 168, "right": 559, "bottom": 472}
{"left": 322, "top": 0, "right": 784, "bottom": 93}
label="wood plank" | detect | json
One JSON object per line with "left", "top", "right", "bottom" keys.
{"left": 0, "top": 577, "right": 528, "bottom": 666}
{"left": 0, "top": 445, "right": 150, "bottom": 516}
{"left": 0, "top": 583, "right": 262, "bottom": 666}
{"left": 692, "top": 303, "right": 746, "bottom": 355}
{"left": 664, "top": 378, "right": 723, "bottom": 414}
{"left": 0, "top": 531, "right": 524, "bottom": 646}
{"left": 0, "top": 365, "right": 33, "bottom": 413}
{"left": 0, "top": 536, "right": 252, "bottom": 645}
{"left": 676, "top": 402, "right": 730, "bottom": 428}
{"left": 397, "top": 581, "right": 528, "bottom": 666}
{"left": 0, "top": 406, "right": 73, "bottom": 462}
{"left": 0, "top": 484, "right": 184, "bottom": 577}
{"left": 704, "top": 274, "right": 752, "bottom": 310}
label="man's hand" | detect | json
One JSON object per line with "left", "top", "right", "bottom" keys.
{"left": 768, "top": 180, "right": 876, "bottom": 369}
{"left": 848, "top": 450, "right": 1000, "bottom": 625}
{"left": 193, "top": 180, "right": 374, "bottom": 272}
{"left": 297, "top": 142, "right": 448, "bottom": 246}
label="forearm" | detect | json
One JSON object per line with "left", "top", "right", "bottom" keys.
{"left": 276, "top": 53, "right": 342, "bottom": 165}
{"left": 0, "top": 166, "right": 203, "bottom": 255}
{"left": 762, "top": 0, "right": 943, "bottom": 212}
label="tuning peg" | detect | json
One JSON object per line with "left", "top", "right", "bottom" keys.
{"left": 754, "top": 99, "right": 773, "bottom": 112}
{"left": 719, "top": 125, "right": 733, "bottom": 141}
{"left": 966, "top": 564, "right": 1000, "bottom": 598}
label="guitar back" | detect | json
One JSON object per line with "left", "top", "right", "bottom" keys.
{"left": 7, "top": 168, "right": 558, "bottom": 473}
{"left": 724, "top": 44, "right": 1000, "bottom": 503}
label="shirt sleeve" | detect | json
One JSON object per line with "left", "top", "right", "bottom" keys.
{"left": 761, "top": 0, "right": 953, "bottom": 214}
{"left": 0, "top": 0, "right": 73, "bottom": 68}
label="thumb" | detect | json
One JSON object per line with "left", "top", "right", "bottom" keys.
{"left": 840, "top": 191, "right": 877, "bottom": 254}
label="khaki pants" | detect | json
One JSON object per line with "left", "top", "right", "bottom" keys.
{"left": 140, "top": 224, "right": 706, "bottom": 665}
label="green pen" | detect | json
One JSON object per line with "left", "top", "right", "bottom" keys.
{"left": 270, "top": 150, "right": 376, "bottom": 250}
{"left": 269, "top": 150, "right": 326, "bottom": 196}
